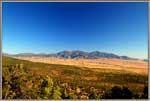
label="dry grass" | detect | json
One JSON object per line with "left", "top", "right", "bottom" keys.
{"left": 15, "top": 57, "right": 148, "bottom": 75}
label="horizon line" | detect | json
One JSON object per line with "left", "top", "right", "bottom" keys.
{"left": 2, "top": 50, "right": 148, "bottom": 60}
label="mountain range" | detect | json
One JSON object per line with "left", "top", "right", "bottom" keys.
{"left": 3, "top": 50, "right": 140, "bottom": 60}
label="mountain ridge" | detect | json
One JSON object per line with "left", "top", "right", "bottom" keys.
{"left": 3, "top": 50, "right": 140, "bottom": 60}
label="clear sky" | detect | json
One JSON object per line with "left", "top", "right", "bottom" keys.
{"left": 2, "top": 2, "right": 148, "bottom": 59}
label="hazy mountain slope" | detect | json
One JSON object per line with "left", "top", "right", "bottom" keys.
{"left": 3, "top": 50, "right": 138, "bottom": 60}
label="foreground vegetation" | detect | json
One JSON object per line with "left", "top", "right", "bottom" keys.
{"left": 2, "top": 56, "right": 148, "bottom": 99}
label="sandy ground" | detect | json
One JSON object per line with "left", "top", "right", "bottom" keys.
{"left": 15, "top": 57, "right": 148, "bottom": 75}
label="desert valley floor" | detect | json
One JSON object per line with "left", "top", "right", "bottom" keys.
{"left": 16, "top": 57, "right": 148, "bottom": 75}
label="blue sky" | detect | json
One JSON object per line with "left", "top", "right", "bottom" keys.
{"left": 2, "top": 2, "right": 148, "bottom": 59}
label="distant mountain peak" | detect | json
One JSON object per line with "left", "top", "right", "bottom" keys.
{"left": 3, "top": 50, "right": 139, "bottom": 60}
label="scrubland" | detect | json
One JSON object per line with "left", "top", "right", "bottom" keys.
{"left": 2, "top": 56, "right": 148, "bottom": 99}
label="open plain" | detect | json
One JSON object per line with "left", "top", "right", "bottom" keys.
{"left": 16, "top": 57, "right": 148, "bottom": 75}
